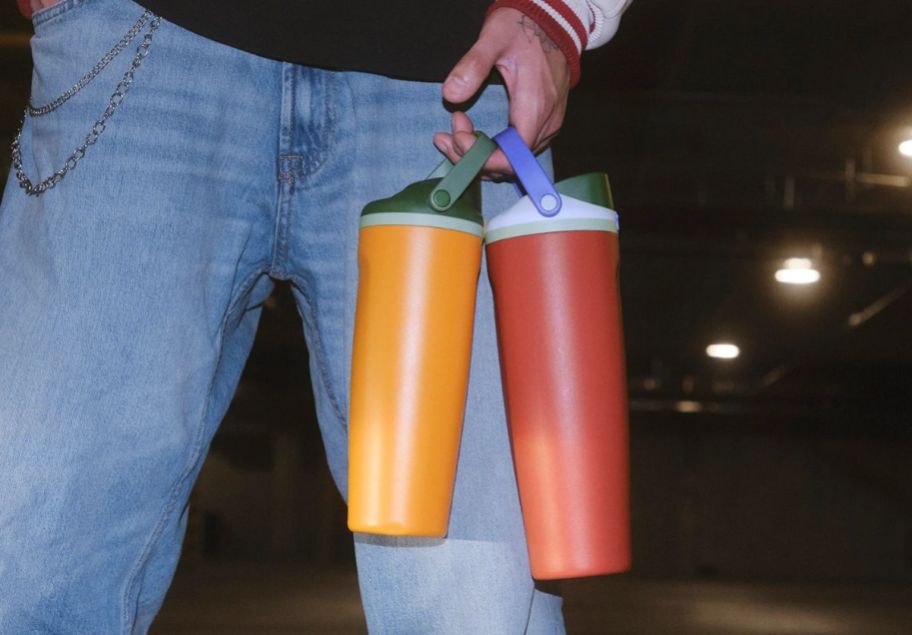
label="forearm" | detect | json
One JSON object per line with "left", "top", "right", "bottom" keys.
{"left": 487, "top": 0, "right": 632, "bottom": 85}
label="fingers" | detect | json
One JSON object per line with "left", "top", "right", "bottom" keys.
{"left": 480, "top": 149, "right": 514, "bottom": 179}
{"left": 434, "top": 113, "right": 508, "bottom": 178}
{"left": 433, "top": 110, "right": 538, "bottom": 180}
{"left": 433, "top": 95, "right": 563, "bottom": 179}
{"left": 434, "top": 67, "right": 566, "bottom": 171}
{"left": 451, "top": 118, "right": 481, "bottom": 164}
{"left": 433, "top": 127, "right": 510, "bottom": 180}
{"left": 436, "top": 6, "right": 571, "bottom": 178}
{"left": 450, "top": 112, "right": 476, "bottom": 151}
{"left": 433, "top": 112, "right": 475, "bottom": 165}
{"left": 443, "top": 43, "right": 499, "bottom": 105}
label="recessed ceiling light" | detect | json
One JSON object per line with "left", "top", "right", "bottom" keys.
{"left": 675, "top": 400, "right": 703, "bottom": 413}
{"left": 899, "top": 139, "right": 912, "bottom": 157}
{"left": 775, "top": 257, "right": 820, "bottom": 285}
{"left": 706, "top": 343, "right": 739, "bottom": 359}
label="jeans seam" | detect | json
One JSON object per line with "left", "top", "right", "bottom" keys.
{"left": 271, "top": 64, "right": 294, "bottom": 276}
{"left": 299, "top": 72, "right": 337, "bottom": 181}
{"left": 31, "top": 0, "right": 89, "bottom": 27}
{"left": 271, "top": 182, "right": 291, "bottom": 277}
{"left": 118, "top": 268, "right": 265, "bottom": 633}
{"left": 289, "top": 272, "right": 347, "bottom": 430}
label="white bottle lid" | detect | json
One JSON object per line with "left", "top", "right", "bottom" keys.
{"left": 485, "top": 194, "right": 619, "bottom": 244}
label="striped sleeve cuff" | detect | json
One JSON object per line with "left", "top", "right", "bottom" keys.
{"left": 487, "top": 0, "right": 591, "bottom": 86}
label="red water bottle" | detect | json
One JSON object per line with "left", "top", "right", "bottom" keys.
{"left": 486, "top": 128, "right": 631, "bottom": 579}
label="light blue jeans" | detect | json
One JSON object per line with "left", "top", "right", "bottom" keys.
{"left": 0, "top": 0, "right": 564, "bottom": 632}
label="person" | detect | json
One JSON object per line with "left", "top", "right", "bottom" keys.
{"left": 0, "top": 0, "right": 630, "bottom": 632}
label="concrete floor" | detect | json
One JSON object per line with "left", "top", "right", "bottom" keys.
{"left": 152, "top": 562, "right": 912, "bottom": 634}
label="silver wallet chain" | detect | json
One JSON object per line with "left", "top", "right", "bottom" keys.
{"left": 10, "top": 10, "right": 160, "bottom": 197}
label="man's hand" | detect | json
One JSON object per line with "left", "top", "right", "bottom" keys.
{"left": 435, "top": 7, "right": 571, "bottom": 178}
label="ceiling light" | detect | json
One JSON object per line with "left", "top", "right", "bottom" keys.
{"left": 775, "top": 258, "right": 820, "bottom": 285}
{"left": 899, "top": 139, "right": 912, "bottom": 157}
{"left": 675, "top": 400, "right": 703, "bottom": 413}
{"left": 706, "top": 343, "right": 739, "bottom": 359}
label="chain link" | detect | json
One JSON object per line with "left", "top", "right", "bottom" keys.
{"left": 11, "top": 11, "right": 160, "bottom": 197}
{"left": 27, "top": 11, "right": 153, "bottom": 117}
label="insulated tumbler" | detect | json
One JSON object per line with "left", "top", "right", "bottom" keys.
{"left": 486, "top": 128, "right": 631, "bottom": 578}
{"left": 347, "top": 135, "right": 496, "bottom": 536}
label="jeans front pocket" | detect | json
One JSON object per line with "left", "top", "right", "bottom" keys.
{"left": 30, "top": 0, "right": 91, "bottom": 28}
{"left": 28, "top": 0, "right": 152, "bottom": 108}
{"left": 17, "top": 1, "right": 160, "bottom": 196}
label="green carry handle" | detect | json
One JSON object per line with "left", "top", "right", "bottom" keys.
{"left": 427, "top": 133, "right": 497, "bottom": 212}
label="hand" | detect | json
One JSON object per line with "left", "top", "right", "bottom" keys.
{"left": 18, "top": 0, "right": 63, "bottom": 18}
{"left": 435, "top": 7, "right": 571, "bottom": 178}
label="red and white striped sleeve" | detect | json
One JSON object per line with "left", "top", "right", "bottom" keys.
{"left": 486, "top": 0, "right": 632, "bottom": 86}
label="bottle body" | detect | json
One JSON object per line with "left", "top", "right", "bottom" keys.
{"left": 348, "top": 220, "right": 482, "bottom": 536}
{"left": 487, "top": 191, "right": 631, "bottom": 578}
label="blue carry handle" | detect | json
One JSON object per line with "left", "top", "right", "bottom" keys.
{"left": 493, "top": 127, "right": 562, "bottom": 217}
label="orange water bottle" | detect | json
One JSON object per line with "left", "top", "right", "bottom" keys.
{"left": 347, "top": 134, "right": 496, "bottom": 536}
{"left": 486, "top": 128, "right": 631, "bottom": 578}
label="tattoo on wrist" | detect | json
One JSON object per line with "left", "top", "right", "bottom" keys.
{"left": 517, "top": 15, "right": 559, "bottom": 54}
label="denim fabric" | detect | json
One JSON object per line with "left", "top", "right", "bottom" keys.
{"left": 0, "top": 0, "right": 564, "bottom": 632}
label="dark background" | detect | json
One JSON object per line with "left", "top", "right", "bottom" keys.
{"left": 2, "top": 1, "right": 911, "bottom": 633}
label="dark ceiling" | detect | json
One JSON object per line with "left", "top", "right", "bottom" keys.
{"left": 581, "top": 0, "right": 912, "bottom": 112}
{"left": 556, "top": 0, "right": 912, "bottom": 426}
{"left": 1, "top": 1, "right": 910, "bottom": 430}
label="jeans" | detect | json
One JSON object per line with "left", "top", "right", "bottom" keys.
{"left": 0, "top": 0, "right": 565, "bottom": 632}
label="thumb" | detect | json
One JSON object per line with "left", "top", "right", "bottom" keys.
{"left": 443, "top": 44, "right": 498, "bottom": 104}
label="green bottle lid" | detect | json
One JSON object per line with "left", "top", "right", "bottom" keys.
{"left": 555, "top": 172, "right": 614, "bottom": 209}
{"left": 360, "top": 134, "right": 496, "bottom": 237}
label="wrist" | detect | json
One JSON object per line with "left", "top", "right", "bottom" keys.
{"left": 487, "top": 0, "right": 584, "bottom": 86}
